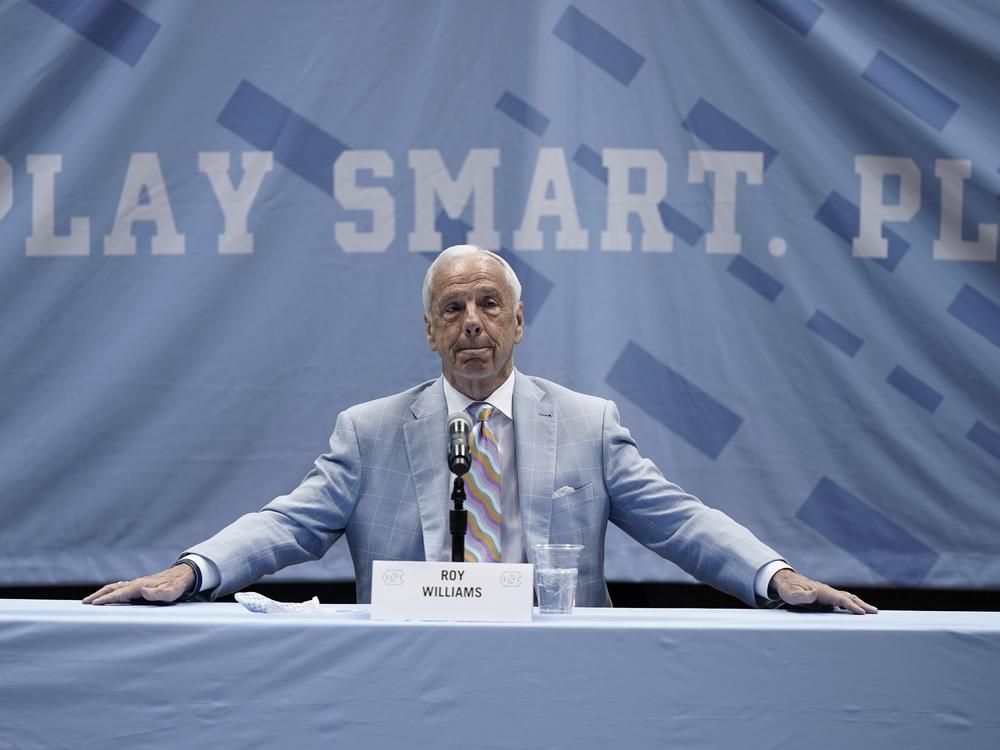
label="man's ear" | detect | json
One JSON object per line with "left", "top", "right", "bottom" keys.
{"left": 424, "top": 312, "right": 437, "bottom": 351}
{"left": 513, "top": 301, "right": 525, "bottom": 343}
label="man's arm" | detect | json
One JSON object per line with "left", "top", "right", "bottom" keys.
{"left": 84, "top": 408, "right": 365, "bottom": 604}
{"left": 601, "top": 399, "right": 784, "bottom": 606}
{"left": 600, "top": 399, "right": 877, "bottom": 613}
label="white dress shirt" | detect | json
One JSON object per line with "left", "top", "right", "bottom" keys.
{"left": 187, "top": 371, "right": 787, "bottom": 600}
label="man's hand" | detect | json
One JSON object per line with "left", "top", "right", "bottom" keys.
{"left": 82, "top": 564, "right": 195, "bottom": 605}
{"left": 769, "top": 569, "right": 878, "bottom": 614}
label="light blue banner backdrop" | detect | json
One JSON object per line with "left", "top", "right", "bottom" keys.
{"left": 1, "top": 0, "right": 998, "bottom": 589}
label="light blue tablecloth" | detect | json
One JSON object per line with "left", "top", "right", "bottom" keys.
{"left": 1, "top": 600, "right": 998, "bottom": 749}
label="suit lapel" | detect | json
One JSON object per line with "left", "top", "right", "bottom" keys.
{"left": 402, "top": 379, "right": 449, "bottom": 562}
{"left": 512, "top": 373, "right": 556, "bottom": 564}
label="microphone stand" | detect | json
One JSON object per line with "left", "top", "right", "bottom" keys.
{"left": 450, "top": 473, "right": 467, "bottom": 563}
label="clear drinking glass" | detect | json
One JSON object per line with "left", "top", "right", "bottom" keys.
{"left": 533, "top": 544, "right": 584, "bottom": 614}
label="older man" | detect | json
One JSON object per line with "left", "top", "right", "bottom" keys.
{"left": 86, "top": 245, "right": 876, "bottom": 614}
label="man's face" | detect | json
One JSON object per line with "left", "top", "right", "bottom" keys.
{"left": 424, "top": 254, "right": 524, "bottom": 398}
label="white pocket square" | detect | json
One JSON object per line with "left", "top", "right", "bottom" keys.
{"left": 554, "top": 485, "right": 575, "bottom": 498}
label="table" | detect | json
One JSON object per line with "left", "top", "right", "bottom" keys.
{"left": 1, "top": 600, "right": 998, "bottom": 749}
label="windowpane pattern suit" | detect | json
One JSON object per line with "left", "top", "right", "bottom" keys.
{"left": 187, "top": 372, "right": 782, "bottom": 606}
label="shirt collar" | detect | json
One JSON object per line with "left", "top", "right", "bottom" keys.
{"left": 441, "top": 369, "right": 516, "bottom": 420}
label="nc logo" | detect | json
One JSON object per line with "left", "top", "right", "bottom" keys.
{"left": 499, "top": 571, "right": 522, "bottom": 587}
{"left": 382, "top": 569, "right": 405, "bottom": 585}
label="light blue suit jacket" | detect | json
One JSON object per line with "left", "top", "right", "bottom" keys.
{"left": 188, "top": 372, "right": 783, "bottom": 606}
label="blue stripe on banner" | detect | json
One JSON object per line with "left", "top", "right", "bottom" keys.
{"left": 727, "top": 256, "right": 784, "bottom": 301}
{"left": 948, "top": 284, "right": 1000, "bottom": 350}
{"left": 806, "top": 310, "right": 863, "bottom": 356}
{"left": 682, "top": 99, "right": 779, "bottom": 169}
{"left": 656, "top": 201, "right": 704, "bottom": 246}
{"left": 814, "top": 191, "right": 909, "bottom": 271}
{"left": 886, "top": 366, "right": 943, "bottom": 413}
{"left": 752, "top": 0, "right": 823, "bottom": 36}
{"left": 495, "top": 91, "right": 550, "bottom": 136}
{"left": 862, "top": 51, "right": 959, "bottom": 132}
{"left": 796, "top": 477, "right": 939, "bottom": 586}
{"left": 218, "top": 80, "right": 348, "bottom": 196}
{"left": 606, "top": 341, "right": 743, "bottom": 459}
{"left": 29, "top": 0, "right": 160, "bottom": 67}
{"left": 967, "top": 421, "right": 1000, "bottom": 463}
{"left": 572, "top": 144, "right": 608, "bottom": 183}
{"left": 552, "top": 5, "right": 645, "bottom": 86}
{"left": 429, "top": 213, "right": 554, "bottom": 326}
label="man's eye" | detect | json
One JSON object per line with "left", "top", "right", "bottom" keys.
{"left": 483, "top": 299, "right": 500, "bottom": 309}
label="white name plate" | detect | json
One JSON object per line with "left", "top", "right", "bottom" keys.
{"left": 371, "top": 561, "right": 534, "bottom": 623}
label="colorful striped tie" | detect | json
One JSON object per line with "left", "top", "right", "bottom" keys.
{"left": 464, "top": 402, "right": 502, "bottom": 562}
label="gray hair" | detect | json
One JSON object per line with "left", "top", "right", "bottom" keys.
{"left": 421, "top": 244, "right": 522, "bottom": 313}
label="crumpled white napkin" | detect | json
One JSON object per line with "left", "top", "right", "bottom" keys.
{"left": 234, "top": 591, "right": 321, "bottom": 614}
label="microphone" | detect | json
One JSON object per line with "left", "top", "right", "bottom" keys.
{"left": 447, "top": 412, "right": 473, "bottom": 475}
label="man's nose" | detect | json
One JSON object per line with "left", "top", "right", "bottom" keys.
{"left": 463, "top": 306, "right": 482, "bottom": 337}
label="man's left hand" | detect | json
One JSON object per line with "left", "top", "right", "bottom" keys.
{"left": 769, "top": 569, "right": 878, "bottom": 614}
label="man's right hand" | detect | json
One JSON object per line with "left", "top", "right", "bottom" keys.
{"left": 82, "top": 563, "right": 195, "bottom": 605}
